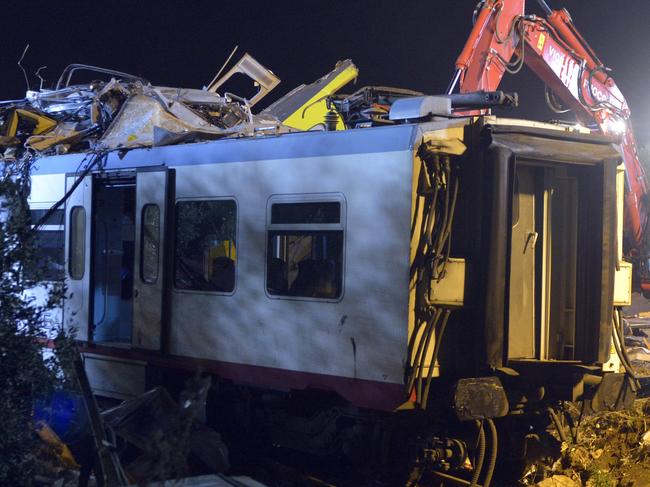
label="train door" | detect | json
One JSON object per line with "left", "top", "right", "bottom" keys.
{"left": 132, "top": 168, "right": 171, "bottom": 350}
{"left": 507, "top": 163, "right": 579, "bottom": 361}
{"left": 64, "top": 168, "right": 171, "bottom": 350}
{"left": 64, "top": 174, "right": 93, "bottom": 341}
{"left": 91, "top": 172, "right": 136, "bottom": 346}
{"left": 508, "top": 166, "right": 537, "bottom": 359}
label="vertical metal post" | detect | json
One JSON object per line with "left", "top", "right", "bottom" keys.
{"left": 535, "top": 0, "right": 553, "bottom": 16}
{"left": 447, "top": 68, "right": 462, "bottom": 95}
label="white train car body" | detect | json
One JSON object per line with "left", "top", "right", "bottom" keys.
{"left": 31, "top": 123, "right": 419, "bottom": 408}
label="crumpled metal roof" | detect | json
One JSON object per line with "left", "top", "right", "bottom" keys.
{"left": 0, "top": 57, "right": 296, "bottom": 161}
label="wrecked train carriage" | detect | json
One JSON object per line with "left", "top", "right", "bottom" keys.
{"left": 18, "top": 61, "right": 634, "bottom": 475}
{"left": 30, "top": 118, "right": 631, "bottom": 431}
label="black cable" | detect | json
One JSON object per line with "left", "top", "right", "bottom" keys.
{"left": 613, "top": 309, "right": 635, "bottom": 376}
{"left": 406, "top": 316, "right": 435, "bottom": 395}
{"left": 472, "top": 0, "right": 487, "bottom": 26}
{"left": 436, "top": 165, "right": 459, "bottom": 277}
{"left": 548, "top": 406, "right": 567, "bottom": 443}
{"left": 483, "top": 418, "right": 498, "bottom": 487}
{"left": 470, "top": 421, "right": 486, "bottom": 487}
{"left": 415, "top": 312, "right": 440, "bottom": 400}
{"left": 544, "top": 85, "right": 571, "bottom": 114}
{"left": 494, "top": 6, "right": 521, "bottom": 45}
{"left": 421, "top": 309, "right": 451, "bottom": 409}
{"left": 613, "top": 308, "right": 640, "bottom": 392}
{"left": 407, "top": 150, "right": 460, "bottom": 408}
{"left": 31, "top": 150, "right": 105, "bottom": 233}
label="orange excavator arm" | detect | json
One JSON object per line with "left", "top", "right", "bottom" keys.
{"left": 450, "top": 0, "right": 650, "bottom": 291}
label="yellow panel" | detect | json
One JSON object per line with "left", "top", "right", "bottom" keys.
{"left": 6, "top": 109, "right": 57, "bottom": 137}
{"left": 282, "top": 64, "right": 358, "bottom": 131}
{"left": 428, "top": 258, "right": 466, "bottom": 307}
{"left": 421, "top": 126, "right": 467, "bottom": 155}
{"left": 613, "top": 261, "right": 632, "bottom": 306}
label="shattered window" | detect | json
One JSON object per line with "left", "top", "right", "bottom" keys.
{"left": 141, "top": 204, "right": 160, "bottom": 284}
{"left": 266, "top": 199, "right": 344, "bottom": 300}
{"left": 25, "top": 231, "right": 65, "bottom": 282}
{"left": 30, "top": 209, "right": 65, "bottom": 226}
{"left": 174, "top": 199, "right": 237, "bottom": 293}
{"left": 69, "top": 206, "right": 86, "bottom": 280}
{"left": 24, "top": 209, "right": 65, "bottom": 282}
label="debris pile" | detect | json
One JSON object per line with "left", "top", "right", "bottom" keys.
{"left": 562, "top": 399, "right": 649, "bottom": 486}
{"left": 624, "top": 312, "right": 650, "bottom": 382}
{"left": 0, "top": 55, "right": 434, "bottom": 166}
{"left": 0, "top": 59, "right": 292, "bottom": 163}
{"left": 101, "top": 383, "right": 229, "bottom": 484}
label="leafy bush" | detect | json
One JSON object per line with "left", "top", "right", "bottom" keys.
{"left": 0, "top": 161, "right": 72, "bottom": 484}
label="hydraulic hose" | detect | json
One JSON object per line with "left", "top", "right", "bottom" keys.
{"left": 421, "top": 309, "right": 451, "bottom": 409}
{"left": 611, "top": 326, "right": 637, "bottom": 393}
{"left": 470, "top": 421, "right": 486, "bottom": 487}
{"left": 407, "top": 152, "right": 459, "bottom": 408}
{"left": 612, "top": 308, "right": 640, "bottom": 392}
{"left": 483, "top": 419, "right": 498, "bottom": 487}
{"left": 416, "top": 312, "right": 441, "bottom": 399}
{"left": 534, "top": 0, "right": 553, "bottom": 16}
{"left": 31, "top": 149, "right": 105, "bottom": 233}
{"left": 406, "top": 315, "right": 437, "bottom": 396}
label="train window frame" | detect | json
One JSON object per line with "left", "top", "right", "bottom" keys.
{"left": 265, "top": 193, "right": 346, "bottom": 302}
{"left": 173, "top": 197, "right": 238, "bottom": 296}
{"left": 69, "top": 206, "right": 86, "bottom": 280}
{"left": 140, "top": 204, "right": 160, "bottom": 285}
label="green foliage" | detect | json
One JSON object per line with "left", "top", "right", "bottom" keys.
{"left": 0, "top": 161, "right": 73, "bottom": 485}
{"left": 588, "top": 467, "right": 615, "bottom": 487}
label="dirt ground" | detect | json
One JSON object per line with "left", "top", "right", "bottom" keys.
{"left": 527, "top": 293, "right": 650, "bottom": 487}
{"left": 551, "top": 398, "right": 650, "bottom": 486}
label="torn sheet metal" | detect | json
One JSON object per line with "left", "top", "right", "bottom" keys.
{"left": 207, "top": 52, "right": 280, "bottom": 107}
{"left": 99, "top": 94, "right": 226, "bottom": 149}
{"left": 102, "top": 386, "right": 230, "bottom": 479}
{"left": 263, "top": 59, "right": 358, "bottom": 131}
{"left": 0, "top": 61, "right": 288, "bottom": 158}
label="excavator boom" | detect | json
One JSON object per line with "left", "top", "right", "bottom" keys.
{"left": 452, "top": 0, "right": 650, "bottom": 291}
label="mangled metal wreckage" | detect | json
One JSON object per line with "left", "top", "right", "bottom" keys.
{"left": 4, "top": 54, "right": 639, "bottom": 482}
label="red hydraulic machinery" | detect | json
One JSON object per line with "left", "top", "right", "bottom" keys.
{"left": 449, "top": 0, "right": 650, "bottom": 293}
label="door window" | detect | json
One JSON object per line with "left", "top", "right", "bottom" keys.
{"left": 140, "top": 204, "right": 160, "bottom": 284}
{"left": 69, "top": 206, "right": 86, "bottom": 280}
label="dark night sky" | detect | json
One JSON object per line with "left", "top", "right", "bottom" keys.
{"left": 1, "top": 1, "right": 649, "bottom": 143}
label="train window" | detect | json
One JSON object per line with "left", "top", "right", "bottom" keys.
{"left": 23, "top": 209, "right": 65, "bottom": 282}
{"left": 141, "top": 204, "right": 160, "bottom": 284}
{"left": 271, "top": 202, "right": 340, "bottom": 224}
{"left": 30, "top": 209, "right": 65, "bottom": 226}
{"left": 69, "top": 206, "right": 86, "bottom": 280}
{"left": 266, "top": 198, "right": 344, "bottom": 299}
{"left": 174, "top": 199, "right": 237, "bottom": 293}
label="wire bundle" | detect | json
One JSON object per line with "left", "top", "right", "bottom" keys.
{"left": 406, "top": 150, "right": 459, "bottom": 409}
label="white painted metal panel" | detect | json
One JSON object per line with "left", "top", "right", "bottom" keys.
{"left": 132, "top": 169, "right": 169, "bottom": 350}
{"left": 83, "top": 353, "right": 146, "bottom": 399}
{"left": 28, "top": 174, "right": 66, "bottom": 204}
{"left": 64, "top": 175, "right": 92, "bottom": 341}
{"left": 169, "top": 149, "right": 413, "bottom": 385}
